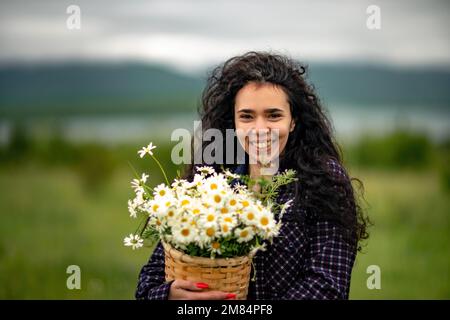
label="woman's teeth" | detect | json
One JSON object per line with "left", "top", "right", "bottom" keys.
{"left": 250, "top": 141, "right": 274, "bottom": 148}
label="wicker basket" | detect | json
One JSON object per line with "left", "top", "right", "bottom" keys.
{"left": 163, "top": 241, "right": 253, "bottom": 300}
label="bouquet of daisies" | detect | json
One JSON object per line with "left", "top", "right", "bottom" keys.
{"left": 124, "top": 142, "right": 297, "bottom": 258}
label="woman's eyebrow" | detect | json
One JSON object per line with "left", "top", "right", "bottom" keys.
{"left": 237, "top": 107, "right": 285, "bottom": 113}
{"left": 237, "top": 108, "right": 255, "bottom": 113}
{"left": 264, "top": 107, "right": 284, "bottom": 113}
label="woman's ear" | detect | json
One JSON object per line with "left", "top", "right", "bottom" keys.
{"left": 289, "top": 120, "right": 296, "bottom": 132}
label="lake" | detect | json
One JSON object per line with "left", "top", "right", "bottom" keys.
{"left": 0, "top": 104, "right": 448, "bottom": 145}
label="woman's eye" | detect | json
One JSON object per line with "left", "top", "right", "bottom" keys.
{"left": 268, "top": 113, "right": 282, "bottom": 119}
{"left": 239, "top": 114, "right": 253, "bottom": 120}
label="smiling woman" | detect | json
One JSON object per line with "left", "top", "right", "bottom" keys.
{"left": 135, "top": 51, "right": 370, "bottom": 300}
{"left": 234, "top": 82, "right": 295, "bottom": 180}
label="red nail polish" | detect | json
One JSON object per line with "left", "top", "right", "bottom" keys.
{"left": 225, "top": 293, "right": 236, "bottom": 299}
{"left": 196, "top": 282, "right": 209, "bottom": 289}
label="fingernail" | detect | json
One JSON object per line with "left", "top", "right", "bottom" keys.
{"left": 196, "top": 282, "right": 209, "bottom": 289}
{"left": 225, "top": 293, "right": 236, "bottom": 299}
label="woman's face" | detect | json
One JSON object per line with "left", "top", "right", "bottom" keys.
{"left": 234, "top": 81, "right": 295, "bottom": 165}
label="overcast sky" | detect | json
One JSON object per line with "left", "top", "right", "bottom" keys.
{"left": 0, "top": 0, "right": 449, "bottom": 72}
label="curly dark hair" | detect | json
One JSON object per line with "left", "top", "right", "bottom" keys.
{"left": 184, "top": 51, "right": 370, "bottom": 251}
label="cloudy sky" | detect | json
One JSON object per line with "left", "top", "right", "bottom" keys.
{"left": 0, "top": 0, "right": 449, "bottom": 72}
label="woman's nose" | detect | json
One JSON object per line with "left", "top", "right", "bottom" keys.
{"left": 254, "top": 117, "right": 269, "bottom": 132}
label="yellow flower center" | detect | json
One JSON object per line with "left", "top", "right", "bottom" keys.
{"left": 206, "top": 228, "right": 215, "bottom": 237}
{"left": 247, "top": 213, "right": 255, "bottom": 220}
{"left": 152, "top": 204, "right": 159, "bottom": 212}
{"left": 222, "top": 225, "right": 229, "bottom": 233}
{"left": 212, "top": 242, "right": 221, "bottom": 249}
{"left": 242, "top": 200, "right": 249, "bottom": 208}
{"left": 240, "top": 230, "right": 248, "bottom": 238}
{"left": 193, "top": 208, "right": 200, "bottom": 215}
{"left": 220, "top": 207, "right": 228, "bottom": 214}
{"left": 181, "top": 229, "right": 190, "bottom": 237}
{"left": 159, "top": 190, "right": 166, "bottom": 196}
{"left": 181, "top": 199, "right": 190, "bottom": 206}
{"left": 260, "top": 217, "right": 269, "bottom": 226}
{"left": 230, "top": 199, "right": 237, "bottom": 206}
{"left": 224, "top": 217, "right": 232, "bottom": 223}
{"left": 210, "top": 183, "right": 218, "bottom": 190}
{"left": 214, "top": 195, "right": 221, "bottom": 203}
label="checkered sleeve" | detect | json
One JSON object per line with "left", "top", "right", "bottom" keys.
{"left": 135, "top": 241, "right": 173, "bottom": 300}
{"left": 280, "top": 220, "right": 356, "bottom": 300}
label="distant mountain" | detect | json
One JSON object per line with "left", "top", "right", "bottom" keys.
{"left": 0, "top": 61, "right": 449, "bottom": 118}
{"left": 306, "top": 63, "right": 450, "bottom": 108}
{"left": 0, "top": 63, "right": 204, "bottom": 118}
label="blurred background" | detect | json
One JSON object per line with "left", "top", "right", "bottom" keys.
{"left": 0, "top": 0, "right": 449, "bottom": 299}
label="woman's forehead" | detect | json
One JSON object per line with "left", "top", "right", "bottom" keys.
{"left": 235, "top": 82, "right": 289, "bottom": 111}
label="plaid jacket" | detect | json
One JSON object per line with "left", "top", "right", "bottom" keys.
{"left": 135, "top": 159, "right": 357, "bottom": 300}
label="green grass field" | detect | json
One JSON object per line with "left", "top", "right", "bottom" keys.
{"left": 0, "top": 164, "right": 448, "bottom": 299}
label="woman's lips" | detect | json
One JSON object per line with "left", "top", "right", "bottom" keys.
{"left": 248, "top": 140, "right": 278, "bottom": 157}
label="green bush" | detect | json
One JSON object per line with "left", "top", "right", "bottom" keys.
{"left": 350, "top": 129, "right": 435, "bottom": 169}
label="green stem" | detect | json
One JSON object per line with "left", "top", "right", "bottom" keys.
{"left": 138, "top": 216, "right": 150, "bottom": 237}
{"left": 151, "top": 154, "right": 170, "bottom": 185}
{"left": 127, "top": 161, "right": 141, "bottom": 180}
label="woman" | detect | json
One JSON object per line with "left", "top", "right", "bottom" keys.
{"left": 136, "top": 51, "right": 369, "bottom": 300}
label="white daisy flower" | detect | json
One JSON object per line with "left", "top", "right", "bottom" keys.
{"left": 198, "top": 175, "right": 227, "bottom": 195}
{"left": 201, "top": 224, "right": 219, "bottom": 241}
{"left": 127, "top": 199, "right": 137, "bottom": 218}
{"left": 255, "top": 210, "right": 275, "bottom": 231}
{"left": 235, "top": 227, "right": 254, "bottom": 243}
{"left": 128, "top": 190, "right": 146, "bottom": 216}
{"left": 178, "top": 195, "right": 194, "bottom": 209}
{"left": 190, "top": 174, "right": 205, "bottom": 189}
{"left": 239, "top": 198, "right": 253, "bottom": 210}
{"left": 206, "top": 192, "right": 226, "bottom": 209}
{"left": 241, "top": 205, "right": 259, "bottom": 226}
{"left": 140, "top": 173, "right": 149, "bottom": 183}
{"left": 162, "top": 196, "right": 177, "bottom": 209}
{"left": 218, "top": 221, "right": 234, "bottom": 237}
{"left": 172, "top": 223, "right": 197, "bottom": 245}
{"left": 220, "top": 214, "right": 238, "bottom": 226}
{"left": 131, "top": 173, "right": 149, "bottom": 193}
{"left": 223, "top": 169, "right": 240, "bottom": 180}
{"left": 148, "top": 216, "right": 166, "bottom": 231}
{"left": 196, "top": 166, "right": 215, "bottom": 176}
{"left": 166, "top": 208, "right": 182, "bottom": 227}
{"left": 123, "top": 234, "right": 144, "bottom": 250}
{"left": 209, "top": 241, "right": 222, "bottom": 255}
{"left": 234, "top": 183, "right": 250, "bottom": 195}
{"left": 171, "top": 179, "right": 191, "bottom": 197}
{"left": 146, "top": 198, "right": 166, "bottom": 217}
{"left": 153, "top": 183, "right": 172, "bottom": 198}
{"left": 199, "top": 209, "right": 219, "bottom": 226}
{"left": 225, "top": 196, "right": 241, "bottom": 211}
{"left": 186, "top": 199, "right": 205, "bottom": 216}
{"left": 130, "top": 180, "right": 143, "bottom": 193}
{"left": 138, "top": 142, "right": 157, "bottom": 158}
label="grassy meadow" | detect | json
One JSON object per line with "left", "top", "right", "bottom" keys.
{"left": 0, "top": 132, "right": 449, "bottom": 299}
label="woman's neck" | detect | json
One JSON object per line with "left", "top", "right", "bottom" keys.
{"left": 250, "top": 162, "right": 281, "bottom": 193}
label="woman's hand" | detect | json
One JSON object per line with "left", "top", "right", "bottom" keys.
{"left": 168, "top": 280, "right": 236, "bottom": 300}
